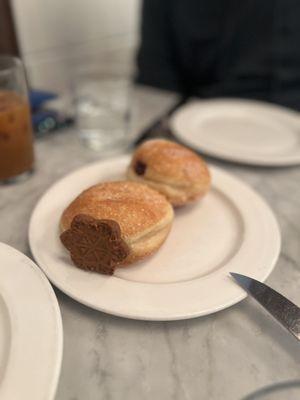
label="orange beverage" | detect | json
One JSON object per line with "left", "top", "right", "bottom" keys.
{"left": 0, "top": 90, "right": 34, "bottom": 181}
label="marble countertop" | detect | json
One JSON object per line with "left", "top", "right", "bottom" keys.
{"left": 1, "top": 86, "right": 300, "bottom": 400}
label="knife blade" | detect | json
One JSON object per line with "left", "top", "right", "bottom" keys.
{"left": 230, "top": 272, "right": 300, "bottom": 341}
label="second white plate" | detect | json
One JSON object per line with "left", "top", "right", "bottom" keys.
{"left": 171, "top": 99, "right": 300, "bottom": 166}
{"left": 29, "top": 156, "right": 280, "bottom": 320}
{"left": 0, "top": 243, "right": 62, "bottom": 400}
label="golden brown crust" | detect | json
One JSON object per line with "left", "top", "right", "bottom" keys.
{"left": 122, "top": 223, "right": 172, "bottom": 265}
{"left": 60, "top": 181, "right": 174, "bottom": 268}
{"left": 128, "top": 139, "right": 207, "bottom": 184}
{"left": 127, "top": 139, "right": 211, "bottom": 206}
{"left": 60, "top": 181, "right": 173, "bottom": 238}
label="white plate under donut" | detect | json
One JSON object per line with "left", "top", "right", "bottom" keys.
{"left": 29, "top": 156, "right": 280, "bottom": 320}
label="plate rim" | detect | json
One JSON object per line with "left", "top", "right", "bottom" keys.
{"left": 28, "top": 156, "right": 281, "bottom": 321}
{"left": 0, "top": 242, "right": 63, "bottom": 400}
{"left": 170, "top": 98, "right": 300, "bottom": 166}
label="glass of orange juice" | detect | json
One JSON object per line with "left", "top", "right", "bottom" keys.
{"left": 0, "top": 56, "right": 34, "bottom": 183}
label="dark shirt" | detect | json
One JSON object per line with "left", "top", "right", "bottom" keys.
{"left": 136, "top": 0, "right": 300, "bottom": 109}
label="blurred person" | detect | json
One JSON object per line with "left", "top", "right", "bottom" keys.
{"left": 136, "top": 0, "right": 300, "bottom": 109}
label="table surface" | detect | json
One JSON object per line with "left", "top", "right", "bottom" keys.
{"left": 1, "top": 86, "right": 300, "bottom": 400}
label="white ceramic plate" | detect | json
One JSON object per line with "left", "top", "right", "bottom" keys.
{"left": 171, "top": 99, "right": 300, "bottom": 166}
{"left": 29, "top": 156, "right": 280, "bottom": 321}
{"left": 0, "top": 243, "right": 62, "bottom": 400}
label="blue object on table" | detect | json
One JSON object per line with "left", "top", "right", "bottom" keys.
{"left": 32, "top": 109, "right": 73, "bottom": 136}
{"left": 29, "top": 89, "right": 58, "bottom": 110}
{"left": 29, "top": 89, "right": 73, "bottom": 135}
{"left": 32, "top": 110, "right": 59, "bottom": 134}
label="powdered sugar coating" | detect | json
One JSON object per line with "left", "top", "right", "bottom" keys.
{"left": 130, "top": 139, "right": 210, "bottom": 185}
{"left": 60, "top": 181, "right": 173, "bottom": 239}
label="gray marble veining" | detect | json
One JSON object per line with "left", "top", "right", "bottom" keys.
{"left": 1, "top": 86, "right": 300, "bottom": 400}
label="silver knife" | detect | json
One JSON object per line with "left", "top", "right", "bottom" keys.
{"left": 230, "top": 272, "right": 300, "bottom": 341}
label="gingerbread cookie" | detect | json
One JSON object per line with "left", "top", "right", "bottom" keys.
{"left": 60, "top": 214, "right": 129, "bottom": 275}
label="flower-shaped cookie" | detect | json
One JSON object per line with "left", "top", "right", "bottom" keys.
{"left": 60, "top": 214, "right": 130, "bottom": 275}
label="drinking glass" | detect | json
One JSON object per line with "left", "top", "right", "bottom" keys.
{"left": 73, "top": 65, "right": 132, "bottom": 154}
{"left": 0, "top": 56, "right": 34, "bottom": 183}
